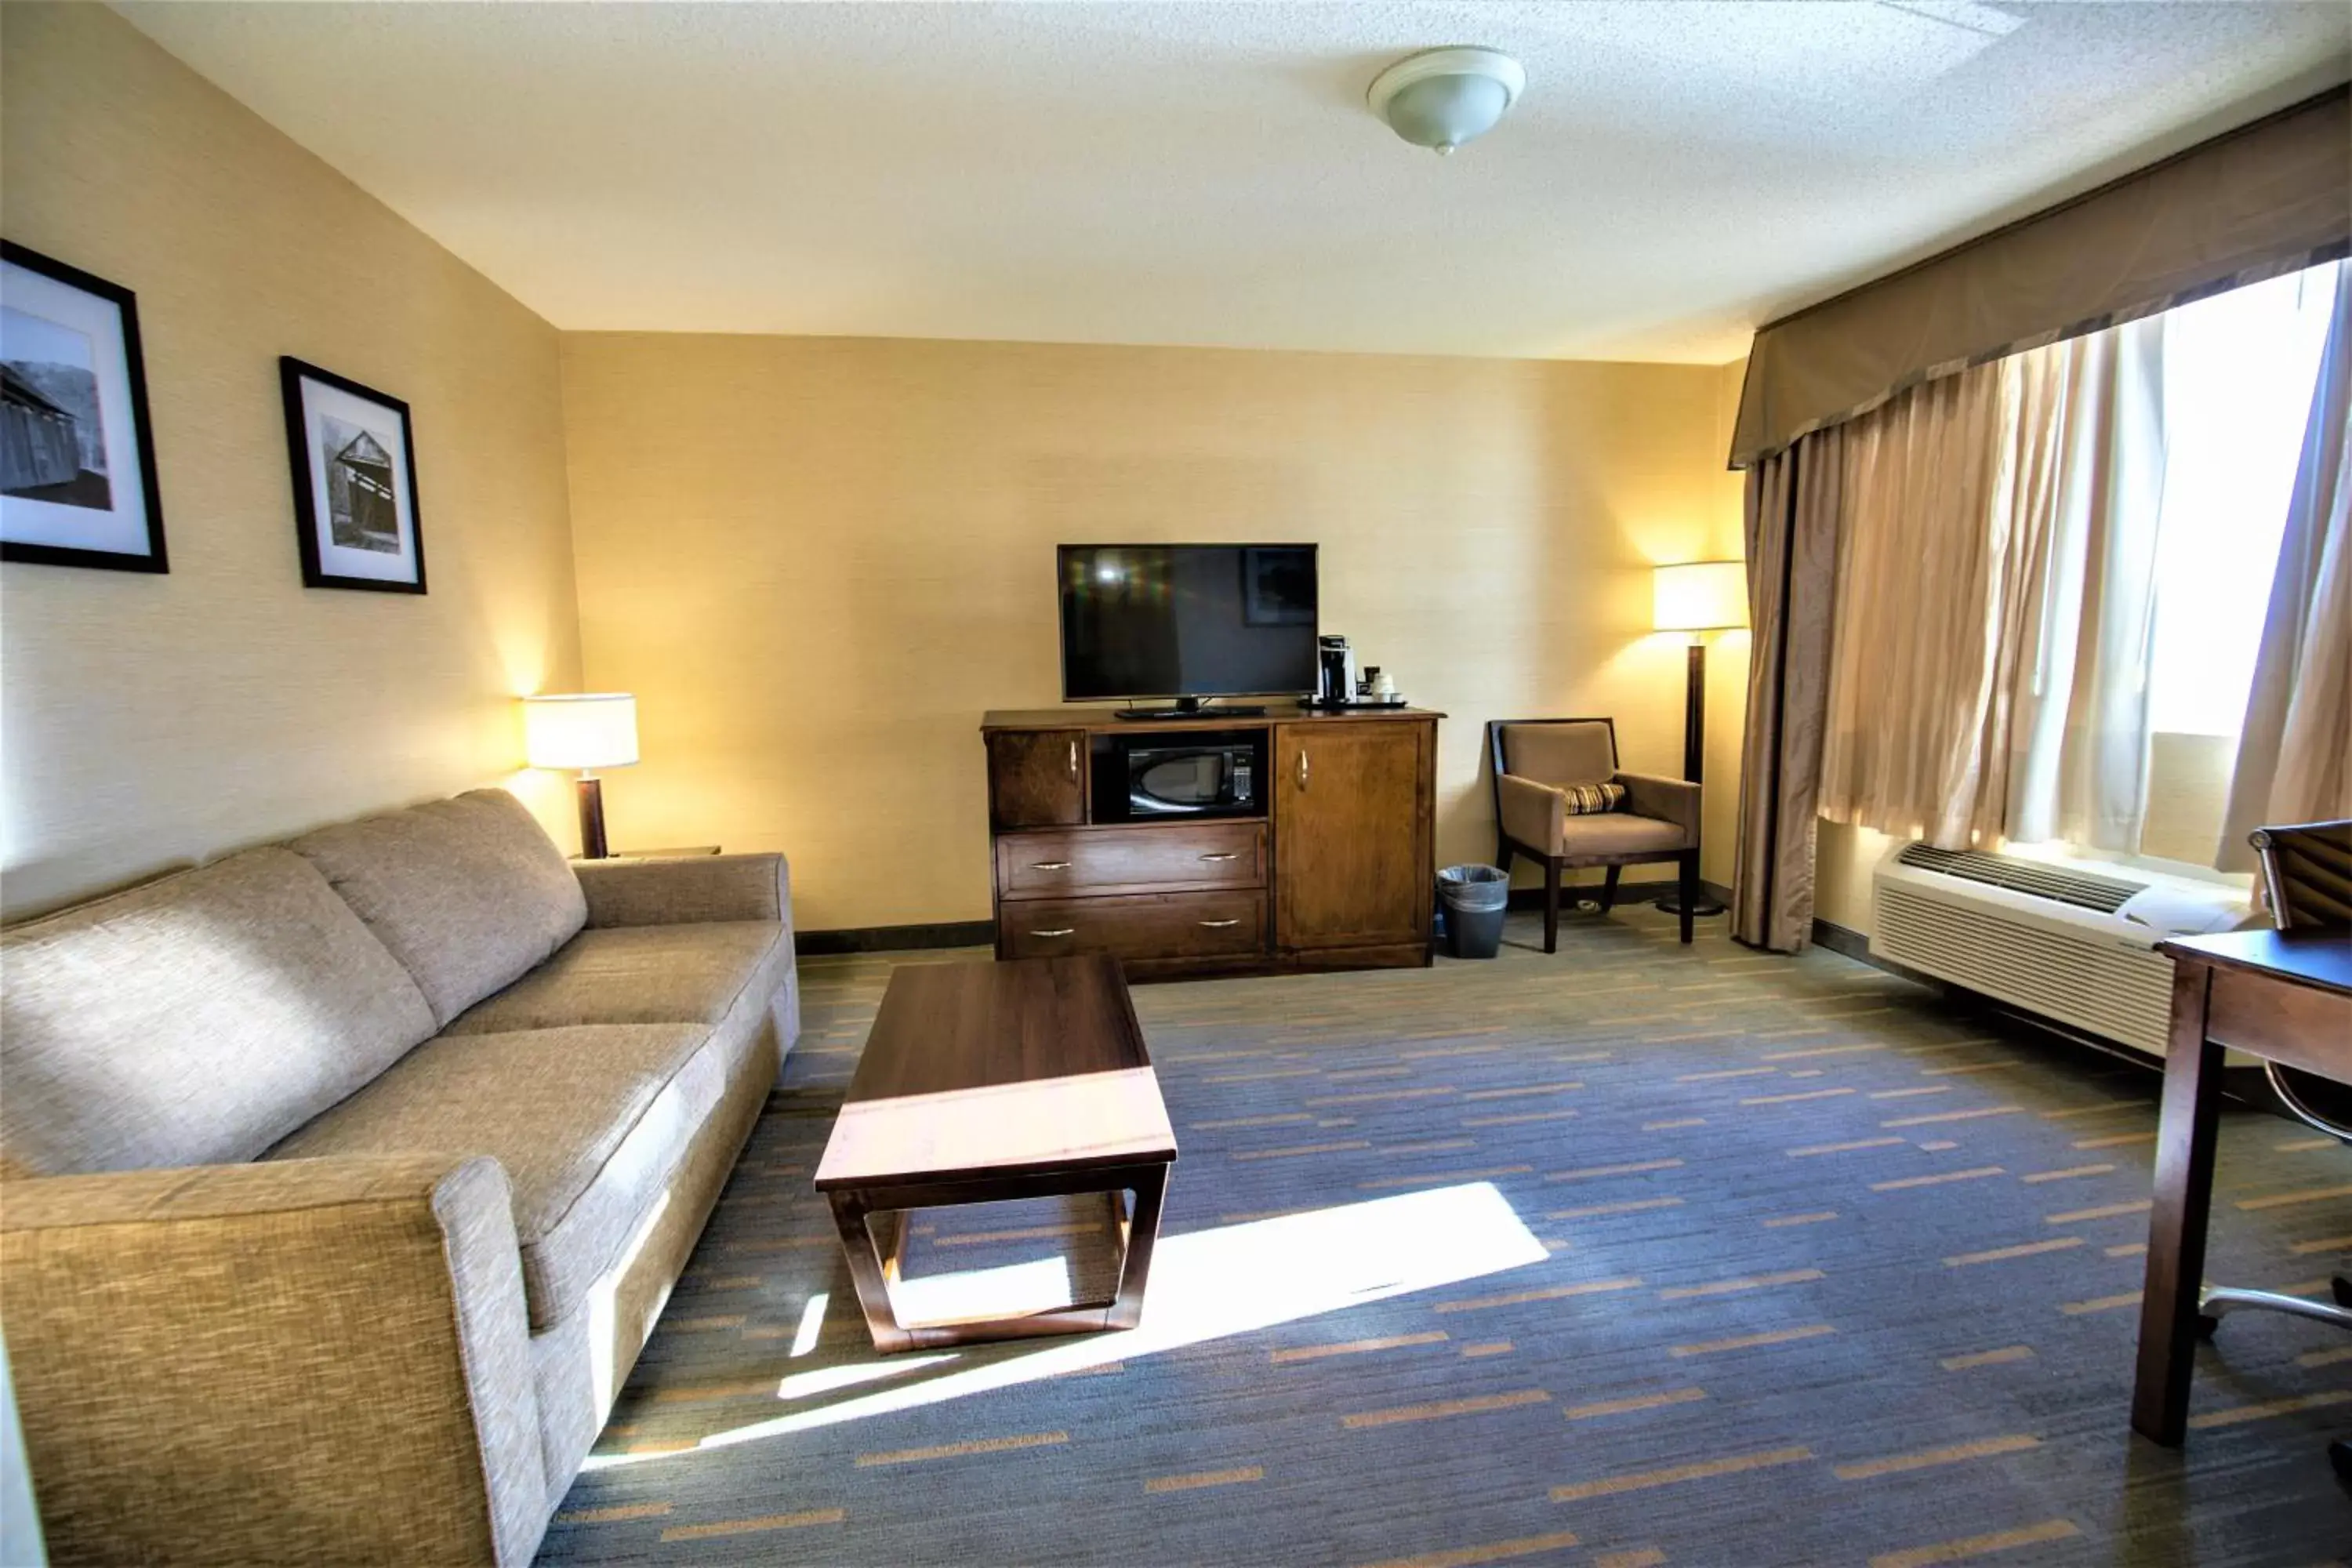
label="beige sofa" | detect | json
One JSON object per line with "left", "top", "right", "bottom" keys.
{"left": 0, "top": 789, "right": 799, "bottom": 1566}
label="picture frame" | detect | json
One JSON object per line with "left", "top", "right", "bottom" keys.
{"left": 0, "top": 241, "right": 169, "bottom": 573}
{"left": 279, "top": 356, "right": 426, "bottom": 593}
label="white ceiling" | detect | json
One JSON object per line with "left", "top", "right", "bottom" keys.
{"left": 119, "top": 2, "right": 2350, "bottom": 364}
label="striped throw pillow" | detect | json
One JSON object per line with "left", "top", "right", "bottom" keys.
{"left": 1560, "top": 782, "right": 1624, "bottom": 815}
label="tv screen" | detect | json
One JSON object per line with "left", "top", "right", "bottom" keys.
{"left": 1059, "top": 544, "right": 1318, "bottom": 701}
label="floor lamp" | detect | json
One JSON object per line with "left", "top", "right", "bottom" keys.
{"left": 1651, "top": 561, "right": 1747, "bottom": 918}
{"left": 523, "top": 692, "right": 639, "bottom": 858}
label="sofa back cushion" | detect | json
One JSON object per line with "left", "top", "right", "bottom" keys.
{"left": 289, "top": 788, "right": 586, "bottom": 1026}
{"left": 0, "top": 848, "right": 437, "bottom": 1178}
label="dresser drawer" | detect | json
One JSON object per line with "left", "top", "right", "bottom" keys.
{"left": 999, "top": 891, "right": 1265, "bottom": 962}
{"left": 996, "top": 822, "right": 1266, "bottom": 899}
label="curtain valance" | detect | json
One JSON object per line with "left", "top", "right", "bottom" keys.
{"left": 1729, "top": 85, "right": 2350, "bottom": 470}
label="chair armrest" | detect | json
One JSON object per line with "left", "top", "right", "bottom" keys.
{"left": 1617, "top": 772, "right": 1700, "bottom": 842}
{"left": 1497, "top": 774, "right": 1566, "bottom": 856}
{"left": 2, "top": 1155, "right": 546, "bottom": 1566}
{"left": 575, "top": 851, "right": 790, "bottom": 927}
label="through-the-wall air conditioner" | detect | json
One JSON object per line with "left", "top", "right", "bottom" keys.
{"left": 1869, "top": 840, "right": 2248, "bottom": 1059}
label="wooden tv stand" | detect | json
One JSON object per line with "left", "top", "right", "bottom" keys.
{"left": 982, "top": 704, "right": 1442, "bottom": 981}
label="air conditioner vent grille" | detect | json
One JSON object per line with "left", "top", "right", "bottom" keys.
{"left": 1894, "top": 844, "right": 2143, "bottom": 914}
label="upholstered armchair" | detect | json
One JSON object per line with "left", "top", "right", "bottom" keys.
{"left": 1487, "top": 718, "right": 1702, "bottom": 950}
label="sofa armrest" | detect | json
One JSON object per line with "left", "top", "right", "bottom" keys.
{"left": 1616, "top": 772, "right": 1700, "bottom": 842}
{"left": 2, "top": 1155, "right": 546, "bottom": 1566}
{"left": 1496, "top": 774, "right": 1566, "bottom": 856}
{"left": 574, "top": 851, "right": 790, "bottom": 929}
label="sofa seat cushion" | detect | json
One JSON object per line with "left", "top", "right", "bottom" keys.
{"left": 1556, "top": 812, "right": 1690, "bottom": 857}
{"left": 442, "top": 922, "right": 786, "bottom": 1036}
{"left": 265, "top": 1024, "right": 728, "bottom": 1330}
{"left": 288, "top": 789, "right": 587, "bottom": 1028}
{"left": 0, "top": 848, "right": 437, "bottom": 1179}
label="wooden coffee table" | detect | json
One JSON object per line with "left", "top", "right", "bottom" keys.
{"left": 814, "top": 956, "right": 1178, "bottom": 1352}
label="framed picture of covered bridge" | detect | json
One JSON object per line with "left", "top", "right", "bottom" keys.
{"left": 279, "top": 355, "right": 426, "bottom": 593}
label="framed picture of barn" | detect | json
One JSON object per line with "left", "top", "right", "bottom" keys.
{"left": 0, "top": 243, "right": 169, "bottom": 572}
{"left": 279, "top": 357, "right": 426, "bottom": 593}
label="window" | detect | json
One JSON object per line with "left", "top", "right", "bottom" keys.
{"left": 2133, "top": 261, "right": 2338, "bottom": 870}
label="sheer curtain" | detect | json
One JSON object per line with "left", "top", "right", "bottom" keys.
{"left": 1814, "top": 315, "right": 2167, "bottom": 852}
{"left": 2002, "top": 318, "right": 2169, "bottom": 851}
{"left": 2221, "top": 262, "right": 2352, "bottom": 862}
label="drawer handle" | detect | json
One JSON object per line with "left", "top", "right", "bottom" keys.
{"left": 1298, "top": 750, "right": 1309, "bottom": 788}
{"left": 1196, "top": 918, "right": 1242, "bottom": 929}
{"left": 1031, "top": 860, "right": 1073, "bottom": 871}
{"left": 1029, "top": 927, "right": 1076, "bottom": 938}
{"left": 1198, "top": 851, "right": 1240, "bottom": 862}
{"left": 1069, "top": 739, "right": 1080, "bottom": 776}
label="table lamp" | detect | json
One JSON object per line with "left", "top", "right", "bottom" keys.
{"left": 1651, "top": 561, "right": 1748, "bottom": 917}
{"left": 523, "top": 693, "right": 638, "bottom": 858}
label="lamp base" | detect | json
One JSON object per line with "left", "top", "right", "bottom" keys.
{"left": 576, "top": 775, "right": 609, "bottom": 860}
{"left": 1653, "top": 891, "right": 1726, "bottom": 918}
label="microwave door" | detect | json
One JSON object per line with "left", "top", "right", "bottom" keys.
{"left": 1132, "top": 753, "right": 1222, "bottom": 814}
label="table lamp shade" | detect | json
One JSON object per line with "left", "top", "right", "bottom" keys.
{"left": 1653, "top": 561, "right": 1748, "bottom": 633}
{"left": 523, "top": 694, "right": 638, "bottom": 771}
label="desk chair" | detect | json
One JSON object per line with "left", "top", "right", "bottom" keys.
{"left": 2201, "top": 818, "right": 2352, "bottom": 1478}
{"left": 1487, "top": 719, "right": 1702, "bottom": 950}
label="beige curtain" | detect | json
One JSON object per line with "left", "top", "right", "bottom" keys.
{"left": 1815, "top": 315, "right": 2166, "bottom": 852}
{"left": 2220, "top": 263, "right": 2352, "bottom": 863}
{"left": 1730, "top": 426, "right": 1842, "bottom": 953}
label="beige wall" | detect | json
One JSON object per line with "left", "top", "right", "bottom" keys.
{"left": 0, "top": 5, "right": 583, "bottom": 916}
{"left": 563, "top": 334, "right": 1745, "bottom": 931}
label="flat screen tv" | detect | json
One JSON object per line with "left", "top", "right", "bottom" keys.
{"left": 1058, "top": 543, "right": 1317, "bottom": 713}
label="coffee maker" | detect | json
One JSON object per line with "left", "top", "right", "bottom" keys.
{"left": 1316, "top": 635, "right": 1356, "bottom": 706}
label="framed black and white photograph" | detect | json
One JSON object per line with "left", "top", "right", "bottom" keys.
{"left": 280, "top": 356, "right": 426, "bottom": 593}
{"left": 1, "top": 242, "right": 169, "bottom": 573}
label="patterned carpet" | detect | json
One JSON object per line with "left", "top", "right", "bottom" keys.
{"left": 539, "top": 907, "right": 2352, "bottom": 1566}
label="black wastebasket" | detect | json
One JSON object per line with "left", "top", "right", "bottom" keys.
{"left": 1437, "top": 864, "right": 1509, "bottom": 959}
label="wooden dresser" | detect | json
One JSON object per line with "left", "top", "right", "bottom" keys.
{"left": 981, "top": 706, "right": 1442, "bottom": 980}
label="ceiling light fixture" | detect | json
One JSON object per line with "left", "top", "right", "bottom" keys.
{"left": 1367, "top": 46, "right": 1526, "bottom": 157}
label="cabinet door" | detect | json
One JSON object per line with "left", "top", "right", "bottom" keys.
{"left": 986, "top": 730, "right": 1087, "bottom": 830}
{"left": 1273, "top": 722, "right": 1428, "bottom": 950}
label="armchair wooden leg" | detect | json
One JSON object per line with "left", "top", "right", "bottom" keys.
{"left": 1600, "top": 865, "right": 1621, "bottom": 914}
{"left": 1676, "top": 851, "right": 1697, "bottom": 945}
{"left": 1544, "top": 858, "right": 1561, "bottom": 954}
{"left": 1496, "top": 837, "right": 1514, "bottom": 877}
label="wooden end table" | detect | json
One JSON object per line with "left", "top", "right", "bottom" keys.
{"left": 814, "top": 956, "right": 1178, "bottom": 1352}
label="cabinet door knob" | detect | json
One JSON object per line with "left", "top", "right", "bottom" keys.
{"left": 1031, "top": 860, "right": 1073, "bottom": 871}
{"left": 1198, "top": 851, "right": 1239, "bottom": 862}
{"left": 1068, "top": 739, "right": 1079, "bottom": 775}
{"left": 1029, "top": 927, "right": 1076, "bottom": 938}
{"left": 1297, "top": 750, "right": 1309, "bottom": 787}
{"left": 1196, "top": 918, "right": 1242, "bottom": 928}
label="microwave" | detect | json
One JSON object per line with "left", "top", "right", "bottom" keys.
{"left": 1091, "top": 730, "right": 1267, "bottom": 822}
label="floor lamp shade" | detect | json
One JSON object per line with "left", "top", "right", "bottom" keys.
{"left": 1650, "top": 562, "right": 1747, "bottom": 918}
{"left": 1653, "top": 560, "right": 1749, "bottom": 634}
{"left": 523, "top": 694, "right": 637, "bottom": 858}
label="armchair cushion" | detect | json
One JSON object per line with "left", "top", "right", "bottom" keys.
{"left": 1558, "top": 812, "right": 1690, "bottom": 858}
{"left": 1499, "top": 720, "right": 1617, "bottom": 787}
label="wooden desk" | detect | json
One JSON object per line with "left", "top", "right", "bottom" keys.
{"left": 814, "top": 956, "right": 1177, "bottom": 1352}
{"left": 2132, "top": 927, "right": 2352, "bottom": 1444}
